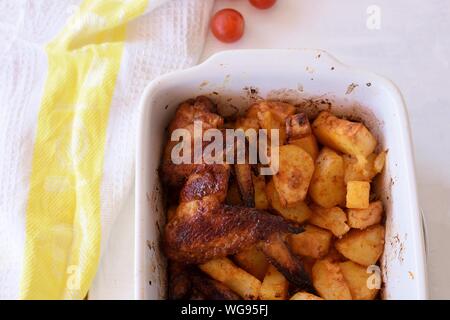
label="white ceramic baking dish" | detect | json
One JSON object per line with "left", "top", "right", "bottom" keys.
{"left": 135, "top": 49, "right": 428, "bottom": 300}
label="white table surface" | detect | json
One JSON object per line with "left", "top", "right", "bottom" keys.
{"left": 90, "top": 0, "right": 450, "bottom": 299}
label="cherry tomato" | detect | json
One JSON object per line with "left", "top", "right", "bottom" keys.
{"left": 210, "top": 9, "right": 245, "bottom": 43}
{"left": 249, "top": 0, "right": 277, "bottom": 10}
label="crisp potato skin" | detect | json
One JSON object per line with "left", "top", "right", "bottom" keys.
{"left": 339, "top": 261, "right": 379, "bottom": 300}
{"left": 346, "top": 181, "right": 370, "bottom": 209}
{"left": 273, "top": 145, "right": 315, "bottom": 206}
{"left": 309, "top": 147, "right": 346, "bottom": 208}
{"left": 199, "top": 258, "right": 261, "bottom": 300}
{"left": 234, "top": 163, "right": 255, "bottom": 207}
{"left": 286, "top": 113, "right": 312, "bottom": 141}
{"left": 335, "top": 225, "right": 385, "bottom": 266}
{"left": 266, "top": 179, "right": 312, "bottom": 224}
{"left": 289, "top": 225, "right": 333, "bottom": 259}
{"left": 290, "top": 291, "right": 323, "bottom": 300}
{"left": 309, "top": 205, "right": 350, "bottom": 237}
{"left": 234, "top": 245, "right": 269, "bottom": 281}
{"left": 260, "top": 265, "right": 289, "bottom": 300}
{"left": 312, "top": 111, "right": 377, "bottom": 157}
{"left": 290, "top": 135, "right": 319, "bottom": 160}
{"left": 312, "top": 259, "right": 352, "bottom": 300}
{"left": 347, "top": 201, "right": 383, "bottom": 229}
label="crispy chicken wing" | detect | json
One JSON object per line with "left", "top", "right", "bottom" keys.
{"left": 164, "top": 165, "right": 302, "bottom": 264}
{"left": 161, "top": 96, "right": 224, "bottom": 188}
{"left": 162, "top": 97, "right": 309, "bottom": 285}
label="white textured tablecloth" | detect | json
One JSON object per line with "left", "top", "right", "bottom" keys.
{"left": 92, "top": 0, "right": 450, "bottom": 299}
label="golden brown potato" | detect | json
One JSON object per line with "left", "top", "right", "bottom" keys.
{"left": 273, "top": 144, "right": 315, "bottom": 206}
{"left": 234, "top": 163, "right": 255, "bottom": 207}
{"left": 286, "top": 113, "right": 311, "bottom": 141}
{"left": 346, "top": 181, "right": 370, "bottom": 209}
{"left": 234, "top": 245, "right": 269, "bottom": 281}
{"left": 199, "top": 258, "right": 261, "bottom": 300}
{"left": 335, "top": 225, "right": 385, "bottom": 266}
{"left": 309, "top": 147, "right": 346, "bottom": 208}
{"left": 235, "top": 116, "right": 259, "bottom": 132}
{"left": 258, "top": 110, "right": 286, "bottom": 145}
{"left": 324, "top": 245, "right": 346, "bottom": 263}
{"left": 343, "top": 150, "right": 387, "bottom": 183}
{"left": 312, "top": 259, "right": 352, "bottom": 300}
{"left": 259, "top": 265, "right": 289, "bottom": 300}
{"left": 289, "top": 225, "right": 333, "bottom": 259}
{"left": 266, "top": 180, "right": 312, "bottom": 223}
{"left": 290, "top": 291, "right": 323, "bottom": 300}
{"left": 339, "top": 261, "right": 379, "bottom": 300}
{"left": 343, "top": 153, "right": 377, "bottom": 183}
{"left": 312, "top": 111, "right": 377, "bottom": 157}
{"left": 252, "top": 173, "right": 269, "bottom": 210}
{"left": 374, "top": 150, "right": 387, "bottom": 173}
{"left": 309, "top": 205, "right": 350, "bottom": 237}
{"left": 290, "top": 135, "right": 319, "bottom": 161}
{"left": 248, "top": 101, "right": 296, "bottom": 123}
{"left": 347, "top": 201, "right": 383, "bottom": 229}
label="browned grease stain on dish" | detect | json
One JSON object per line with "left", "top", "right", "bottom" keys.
{"left": 346, "top": 83, "right": 359, "bottom": 95}
{"left": 243, "top": 86, "right": 262, "bottom": 102}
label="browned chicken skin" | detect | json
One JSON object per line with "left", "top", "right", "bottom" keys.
{"left": 161, "top": 97, "right": 312, "bottom": 292}
{"left": 164, "top": 165, "right": 302, "bottom": 264}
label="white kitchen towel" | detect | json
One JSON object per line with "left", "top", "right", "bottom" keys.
{"left": 0, "top": 0, "right": 213, "bottom": 299}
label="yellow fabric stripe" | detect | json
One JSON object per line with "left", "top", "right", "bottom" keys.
{"left": 21, "top": 0, "right": 148, "bottom": 299}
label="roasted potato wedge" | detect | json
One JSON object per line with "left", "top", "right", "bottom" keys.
{"left": 309, "top": 147, "right": 346, "bottom": 208}
{"left": 248, "top": 101, "right": 296, "bottom": 123}
{"left": 346, "top": 181, "right": 370, "bottom": 209}
{"left": 309, "top": 205, "right": 350, "bottom": 237}
{"left": 260, "top": 265, "right": 289, "bottom": 300}
{"left": 235, "top": 116, "right": 260, "bottom": 132}
{"left": 257, "top": 110, "right": 286, "bottom": 145}
{"left": 373, "top": 150, "right": 387, "bottom": 173}
{"left": 234, "top": 163, "right": 255, "bottom": 207}
{"left": 290, "top": 134, "right": 319, "bottom": 161}
{"left": 286, "top": 113, "right": 312, "bottom": 141}
{"left": 339, "top": 261, "right": 379, "bottom": 300}
{"left": 347, "top": 201, "right": 383, "bottom": 229}
{"left": 290, "top": 291, "right": 323, "bottom": 300}
{"left": 312, "top": 111, "right": 377, "bottom": 157}
{"left": 343, "top": 150, "right": 387, "bottom": 183}
{"left": 312, "top": 259, "right": 352, "bottom": 300}
{"left": 335, "top": 225, "right": 385, "bottom": 266}
{"left": 252, "top": 173, "right": 269, "bottom": 210}
{"left": 234, "top": 245, "right": 269, "bottom": 281}
{"left": 289, "top": 225, "right": 333, "bottom": 259}
{"left": 199, "top": 258, "right": 261, "bottom": 300}
{"left": 266, "top": 179, "right": 312, "bottom": 223}
{"left": 343, "top": 153, "right": 376, "bottom": 183}
{"left": 273, "top": 144, "right": 315, "bottom": 206}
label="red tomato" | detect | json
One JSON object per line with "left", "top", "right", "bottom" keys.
{"left": 249, "top": 0, "right": 277, "bottom": 9}
{"left": 210, "top": 9, "right": 245, "bottom": 43}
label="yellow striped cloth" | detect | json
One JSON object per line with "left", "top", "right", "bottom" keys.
{"left": 0, "top": 0, "right": 213, "bottom": 299}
